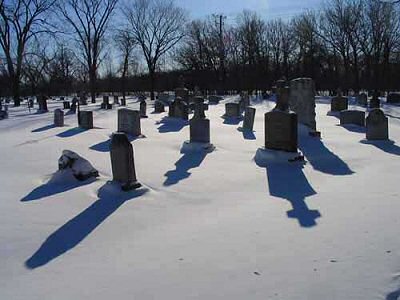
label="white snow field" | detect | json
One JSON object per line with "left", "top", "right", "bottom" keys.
{"left": 0, "top": 96, "right": 399, "bottom": 300}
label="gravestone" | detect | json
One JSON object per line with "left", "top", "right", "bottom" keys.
{"left": 58, "top": 150, "right": 99, "bottom": 181}
{"left": 225, "top": 103, "right": 240, "bottom": 118}
{"left": 158, "top": 92, "right": 170, "bottom": 103}
{"left": 54, "top": 109, "right": 64, "bottom": 127}
{"left": 110, "top": 132, "right": 141, "bottom": 191}
{"left": 118, "top": 109, "right": 141, "bottom": 137}
{"left": 189, "top": 96, "right": 210, "bottom": 143}
{"left": 289, "top": 78, "right": 317, "bottom": 131}
{"left": 154, "top": 100, "right": 165, "bottom": 113}
{"left": 170, "top": 98, "right": 188, "bottom": 120}
{"left": 240, "top": 92, "right": 250, "bottom": 111}
{"left": 114, "top": 95, "right": 120, "bottom": 105}
{"left": 265, "top": 110, "right": 298, "bottom": 152}
{"left": 370, "top": 92, "right": 381, "bottom": 109}
{"left": 387, "top": 92, "right": 400, "bottom": 104}
{"left": 340, "top": 110, "right": 365, "bottom": 127}
{"left": 331, "top": 95, "right": 348, "bottom": 112}
{"left": 37, "top": 95, "right": 48, "bottom": 112}
{"left": 70, "top": 98, "right": 78, "bottom": 114}
{"left": 242, "top": 107, "right": 256, "bottom": 131}
{"left": 63, "top": 101, "right": 71, "bottom": 109}
{"left": 79, "top": 111, "right": 93, "bottom": 129}
{"left": 275, "top": 86, "right": 290, "bottom": 112}
{"left": 60, "top": 97, "right": 65, "bottom": 101}
{"left": 101, "top": 96, "right": 112, "bottom": 109}
{"left": 366, "top": 109, "right": 388, "bottom": 140}
{"left": 192, "top": 97, "right": 206, "bottom": 119}
{"left": 356, "top": 93, "right": 368, "bottom": 106}
{"left": 175, "top": 75, "right": 189, "bottom": 103}
{"left": 140, "top": 100, "right": 148, "bottom": 118}
{"left": 79, "top": 95, "right": 87, "bottom": 105}
{"left": 121, "top": 97, "right": 126, "bottom": 106}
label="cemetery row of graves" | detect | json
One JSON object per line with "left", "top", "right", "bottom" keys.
{"left": 0, "top": 77, "right": 393, "bottom": 193}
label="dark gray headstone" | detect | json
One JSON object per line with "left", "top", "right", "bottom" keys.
{"left": 79, "top": 111, "right": 93, "bottom": 129}
{"left": 63, "top": 101, "right": 71, "bottom": 109}
{"left": 190, "top": 118, "right": 210, "bottom": 143}
{"left": 225, "top": 103, "right": 240, "bottom": 118}
{"left": 340, "top": 110, "right": 365, "bottom": 127}
{"left": 366, "top": 109, "right": 388, "bottom": 140}
{"left": 170, "top": 98, "right": 188, "bottom": 120}
{"left": 118, "top": 109, "right": 141, "bottom": 137}
{"left": 140, "top": 100, "right": 148, "bottom": 118}
{"left": 192, "top": 97, "right": 206, "bottom": 119}
{"left": 101, "top": 96, "right": 111, "bottom": 109}
{"left": 54, "top": 109, "right": 64, "bottom": 127}
{"left": 331, "top": 96, "right": 348, "bottom": 112}
{"left": 37, "top": 95, "right": 48, "bottom": 112}
{"left": 289, "top": 78, "right": 316, "bottom": 130}
{"left": 356, "top": 93, "right": 368, "bottom": 106}
{"left": 154, "top": 100, "right": 165, "bottom": 113}
{"left": 387, "top": 93, "right": 400, "bottom": 104}
{"left": 114, "top": 95, "right": 120, "bottom": 105}
{"left": 265, "top": 111, "right": 298, "bottom": 152}
{"left": 370, "top": 92, "right": 381, "bottom": 109}
{"left": 243, "top": 107, "right": 256, "bottom": 131}
{"left": 110, "top": 132, "right": 141, "bottom": 191}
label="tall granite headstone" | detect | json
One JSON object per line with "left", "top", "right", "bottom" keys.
{"left": 110, "top": 132, "right": 141, "bottom": 191}
{"left": 54, "top": 109, "right": 64, "bottom": 127}
{"left": 140, "top": 100, "right": 148, "bottom": 118}
{"left": 79, "top": 111, "right": 93, "bottom": 129}
{"left": 289, "top": 78, "right": 316, "bottom": 131}
{"left": 242, "top": 107, "right": 256, "bottom": 131}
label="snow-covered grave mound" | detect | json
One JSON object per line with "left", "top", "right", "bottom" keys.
{"left": 1, "top": 96, "right": 400, "bottom": 299}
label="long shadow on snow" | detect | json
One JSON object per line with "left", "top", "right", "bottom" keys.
{"left": 164, "top": 151, "right": 208, "bottom": 186}
{"left": 360, "top": 139, "right": 400, "bottom": 156}
{"left": 386, "top": 288, "right": 400, "bottom": 300}
{"left": 298, "top": 126, "right": 354, "bottom": 176}
{"left": 21, "top": 170, "right": 97, "bottom": 202}
{"left": 256, "top": 157, "right": 321, "bottom": 228}
{"left": 156, "top": 116, "right": 188, "bottom": 133}
{"left": 32, "top": 124, "right": 57, "bottom": 132}
{"left": 222, "top": 116, "right": 243, "bottom": 125}
{"left": 338, "top": 124, "right": 366, "bottom": 134}
{"left": 57, "top": 127, "right": 88, "bottom": 138}
{"left": 90, "top": 135, "right": 140, "bottom": 152}
{"left": 25, "top": 182, "right": 149, "bottom": 269}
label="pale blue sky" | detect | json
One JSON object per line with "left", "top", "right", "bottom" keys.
{"left": 174, "top": 0, "right": 324, "bottom": 20}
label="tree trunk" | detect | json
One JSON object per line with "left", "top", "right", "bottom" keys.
{"left": 12, "top": 76, "right": 21, "bottom": 107}
{"left": 89, "top": 69, "right": 97, "bottom": 103}
{"left": 149, "top": 68, "right": 155, "bottom": 100}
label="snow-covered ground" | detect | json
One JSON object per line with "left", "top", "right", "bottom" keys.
{"left": 1, "top": 95, "right": 399, "bottom": 299}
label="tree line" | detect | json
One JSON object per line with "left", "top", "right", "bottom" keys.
{"left": 1, "top": 0, "right": 399, "bottom": 106}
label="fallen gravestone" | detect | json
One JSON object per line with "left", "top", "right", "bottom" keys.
{"left": 240, "top": 107, "right": 256, "bottom": 131}
{"left": 118, "top": 109, "right": 141, "bottom": 137}
{"left": 366, "top": 109, "right": 388, "bottom": 140}
{"left": 110, "top": 132, "right": 141, "bottom": 191}
{"left": 54, "top": 109, "right": 64, "bottom": 127}
{"left": 340, "top": 110, "right": 365, "bottom": 127}
{"left": 58, "top": 150, "right": 99, "bottom": 181}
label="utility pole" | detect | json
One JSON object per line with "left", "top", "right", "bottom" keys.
{"left": 213, "top": 14, "right": 226, "bottom": 95}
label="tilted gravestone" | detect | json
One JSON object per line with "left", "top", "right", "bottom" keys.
{"left": 79, "top": 111, "right": 93, "bottom": 129}
{"left": 63, "top": 101, "right": 71, "bottom": 109}
{"left": 225, "top": 103, "right": 240, "bottom": 118}
{"left": 265, "top": 110, "right": 298, "bottom": 153}
{"left": 242, "top": 107, "right": 256, "bottom": 131}
{"left": 356, "top": 93, "right": 368, "bottom": 106}
{"left": 366, "top": 109, "right": 388, "bottom": 140}
{"left": 340, "top": 110, "right": 365, "bottom": 127}
{"left": 387, "top": 92, "right": 400, "bottom": 104}
{"left": 154, "top": 100, "right": 165, "bottom": 113}
{"left": 190, "top": 97, "right": 210, "bottom": 143}
{"left": 289, "top": 78, "right": 317, "bottom": 131}
{"left": 54, "top": 109, "right": 64, "bottom": 127}
{"left": 110, "top": 132, "right": 141, "bottom": 191}
{"left": 118, "top": 109, "right": 141, "bottom": 137}
{"left": 331, "top": 95, "right": 348, "bottom": 112}
{"left": 140, "top": 100, "right": 148, "bottom": 118}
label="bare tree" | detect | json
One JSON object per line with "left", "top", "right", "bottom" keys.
{"left": 0, "top": 0, "right": 55, "bottom": 106}
{"left": 125, "top": 0, "right": 186, "bottom": 99}
{"left": 58, "top": 0, "right": 118, "bottom": 103}
{"left": 115, "top": 28, "right": 136, "bottom": 102}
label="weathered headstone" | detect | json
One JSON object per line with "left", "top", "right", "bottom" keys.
{"left": 118, "top": 109, "right": 141, "bottom": 137}
{"left": 101, "top": 96, "right": 112, "bottom": 109}
{"left": 169, "top": 98, "right": 188, "bottom": 120}
{"left": 265, "top": 110, "right": 298, "bottom": 152}
{"left": 192, "top": 97, "right": 206, "bottom": 119}
{"left": 387, "top": 92, "right": 400, "bottom": 104}
{"left": 225, "top": 103, "right": 240, "bottom": 118}
{"left": 370, "top": 92, "right": 381, "bottom": 109}
{"left": 70, "top": 98, "right": 78, "bottom": 114}
{"left": 331, "top": 94, "right": 348, "bottom": 112}
{"left": 140, "top": 100, "right": 148, "bottom": 118}
{"left": 366, "top": 109, "right": 388, "bottom": 140}
{"left": 356, "top": 93, "right": 368, "bottom": 106}
{"left": 154, "top": 100, "right": 165, "bottom": 113}
{"left": 190, "top": 118, "right": 210, "bottom": 144}
{"left": 63, "top": 101, "right": 71, "bottom": 109}
{"left": 114, "top": 95, "right": 120, "bottom": 105}
{"left": 54, "top": 109, "right": 64, "bottom": 127}
{"left": 242, "top": 107, "right": 256, "bottom": 131}
{"left": 340, "top": 110, "right": 365, "bottom": 127}
{"left": 121, "top": 97, "right": 126, "bottom": 106}
{"left": 37, "top": 95, "right": 48, "bottom": 112}
{"left": 58, "top": 150, "right": 99, "bottom": 181}
{"left": 79, "top": 111, "right": 93, "bottom": 129}
{"left": 289, "top": 78, "right": 317, "bottom": 131}
{"left": 175, "top": 75, "right": 189, "bottom": 103}
{"left": 110, "top": 132, "right": 141, "bottom": 191}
